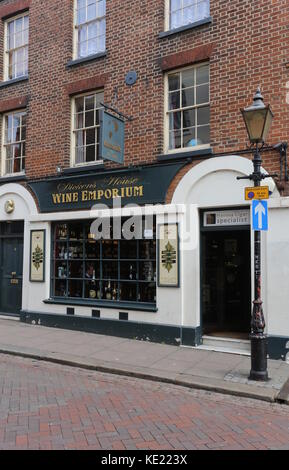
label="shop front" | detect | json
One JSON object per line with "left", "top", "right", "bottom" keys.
{"left": 1, "top": 156, "right": 289, "bottom": 360}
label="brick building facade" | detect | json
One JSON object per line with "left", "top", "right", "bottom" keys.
{"left": 0, "top": 0, "right": 288, "bottom": 359}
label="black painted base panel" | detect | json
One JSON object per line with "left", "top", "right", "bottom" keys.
{"left": 20, "top": 311, "right": 201, "bottom": 347}
{"left": 19, "top": 311, "right": 289, "bottom": 360}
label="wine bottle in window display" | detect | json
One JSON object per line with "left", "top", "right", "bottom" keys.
{"left": 89, "top": 270, "right": 97, "bottom": 299}
{"left": 112, "top": 283, "right": 117, "bottom": 301}
{"left": 106, "top": 280, "right": 112, "bottom": 300}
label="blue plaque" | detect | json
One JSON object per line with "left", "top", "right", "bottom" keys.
{"left": 100, "top": 110, "right": 125, "bottom": 164}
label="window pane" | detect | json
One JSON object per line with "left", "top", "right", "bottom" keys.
{"left": 87, "top": 38, "right": 97, "bottom": 55}
{"left": 171, "top": 10, "right": 182, "bottom": 29}
{"left": 197, "top": 106, "right": 210, "bottom": 126}
{"left": 170, "top": 0, "right": 179, "bottom": 12}
{"left": 76, "top": 112, "right": 84, "bottom": 129}
{"left": 169, "top": 111, "right": 181, "bottom": 131}
{"left": 76, "top": 146, "right": 85, "bottom": 164}
{"left": 85, "top": 110, "right": 94, "bottom": 127}
{"left": 87, "top": 1, "right": 97, "bottom": 21}
{"left": 198, "top": 0, "right": 210, "bottom": 19}
{"left": 13, "top": 158, "right": 21, "bottom": 173}
{"left": 21, "top": 125, "right": 26, "bottom": 141}
{"left": 77, "top": 5, "right": 86, "bottom": 24}
{"left": 183, "top": 127, "right": 197, "bottom": 147}
{"left": 168, "top": 73, "right": 180, "bottom": 92}
{"left": 169, "top": 130, "right": 182, "bottom": 150}
{"left": 75, "top": 97, "right": 84, "bottom": 113}
{"left": 196, "top": 84, "right": 209, "bottom": 104}
{"left": 169, "top": 91, "right": 180, "bottom": 110}
{"left": 85, "top": 95, "right": 95, "bottom": 111}
{"left": 196, "top": 65, "right": 209, "bottom": 85}
{"left": 197, "top": 125, "right": 210, "bottom": 145}
{"left": 97, "top": 0, "right": 106, "bottom": 16}
{"left": 98, "top": 18, "right": 106, "bottom": 37}
{"left": 85, "top": 144, "right": 96, "bottom": 162}
{"left": 15, "top": 17, "right": 23, "bottom": 33}
{"left": 86, "top": 128, "right": 96, "bottom": 146}
{"left": 183, "top": 109, "right": 195, "bottom": 128}
{"left": 182, "top": 87, "right": 195, "bottom": 107}
{"left": 98, "top": 34, "right": 105, "bottom": 52}
{"left": 88, "top": 21, "right": 97, "bottom": 39}
{"left": 183, "top": 6, "right": 195, "bottom": 25}
{"left": 182, "top": 68, "right": 195, "bottom": 89}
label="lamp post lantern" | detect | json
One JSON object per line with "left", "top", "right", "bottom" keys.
{"left": 239, "top": 88, "right": 274, "bottom": 382}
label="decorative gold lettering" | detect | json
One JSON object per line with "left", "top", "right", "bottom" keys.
{"left": 52, "top": 194, "right": 61, "bottom": 204}
{"left": 134, "top": 186, "right": 144, "bottom": 197}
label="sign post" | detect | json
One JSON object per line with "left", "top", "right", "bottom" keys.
{"left": 238, "top": 152, "right": 273, "bottom": 381}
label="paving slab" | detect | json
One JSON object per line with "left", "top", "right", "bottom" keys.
{"left": 0, "top": 317, "right": 288, "bottom": 404}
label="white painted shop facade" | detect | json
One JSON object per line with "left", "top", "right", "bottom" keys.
{"left": 0, "top": 155, "right": 288, "bottom": 360}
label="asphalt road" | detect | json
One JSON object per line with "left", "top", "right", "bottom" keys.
{"left": 0, "top": 354, "right": 289, "bottom": 450}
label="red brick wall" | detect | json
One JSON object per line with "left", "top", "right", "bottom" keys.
{"left": 0, "top": 0, "right": 288, "bottom": 182}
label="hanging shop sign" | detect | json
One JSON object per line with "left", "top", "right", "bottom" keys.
{"left": 30, "top": 230, "right": 45, "bottom": 282}
{"left": 158, "top": 223, "right": 180, "bottom": 288}
{"left": 100, "top": 111, "right": 125, "bottom": 164}
{"left": 29, "top": 162, "right": 186, "bottom": 213}
{"left": 203, "top": 209, "right": 250, "bottom": 227}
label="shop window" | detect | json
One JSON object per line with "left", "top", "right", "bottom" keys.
{"left": 165, "top": 64, "right": 210, "bottom": 152}
{"left": 51, "top": 219, "right": 157, "bottom": 306}
{"left": 72, "top": 91, "right": 104, "bottom": 166}
{"left": 74, "top": 0, "right": 106, "bottom": 59}
{"left": 167, "top": 0, "right": 210, "bottom": 30}
{"left": 2, "top": 111, "right": 26, "bottom": 176}
{"left": 4, "top": 14, "right": 29, "bottom": 81}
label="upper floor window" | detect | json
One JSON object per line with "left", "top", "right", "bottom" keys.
{"left": 72, "top": 91, "right": 104, "bottom": 166}
{"left": 74, "top": 0, "right": 106, "bottom": 59}
{"left": 2, "top": 111, "right": 26, "bottom": 175}
{"left": 165, "top": 64, "right": 210, "bottom": 152}
{"left": 5, "top": 14, "right": 29, "bottom": 80}
{"left": 169, "top": 0, "right": 210, "bottom": 30}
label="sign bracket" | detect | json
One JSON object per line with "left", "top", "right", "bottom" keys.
{"left": 100, "top": 102, "right": 133, "bottom": 122}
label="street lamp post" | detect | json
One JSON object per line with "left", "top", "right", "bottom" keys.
{"left": 238, "top": 88, "right": 275, "bottom": 381}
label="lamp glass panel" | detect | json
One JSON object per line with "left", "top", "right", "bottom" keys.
{"left": 261, "top": 108, "right": 273, "bottom": 142}
{"left": 243, "top": 108, "right": 267, "bottom": 142}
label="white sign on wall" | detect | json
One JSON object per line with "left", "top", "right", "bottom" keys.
{"left": 204, "top": 210, "right": 250, "bottom": 227}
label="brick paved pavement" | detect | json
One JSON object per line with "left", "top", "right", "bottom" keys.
{"left": 0, "top": 354, "right": 289, "bottom": 450}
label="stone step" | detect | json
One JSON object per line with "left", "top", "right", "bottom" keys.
{"left": 199, "top": 335, "right": 251, "bottom": 356}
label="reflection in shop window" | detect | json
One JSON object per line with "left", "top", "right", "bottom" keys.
{"left": 52, "top": 219, "right": 157, "bottom": 305}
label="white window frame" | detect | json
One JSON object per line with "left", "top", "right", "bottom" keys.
{"left": 71, "top": 90, "right": 104, "bottom": 168}
{"left": 165, "top": 0, "right": 210, "bottom": 31}
{"left": 164, "top": 63, "right": 210, "bottom": 154}
{"left": 1, "top": 109, "right": 26, "bottom": 177}
{"left": 3, "top": 12, "right": 29, "bottom": 81}
{"left": 73, "top": 0, "right": 106, "bottom": 60}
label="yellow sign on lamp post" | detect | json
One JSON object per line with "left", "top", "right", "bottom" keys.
{"left": 245, "top": 186, "right": 269, "bottom": 201}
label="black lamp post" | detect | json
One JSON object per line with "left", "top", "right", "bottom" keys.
{"left": 239, "top": 88, "right": 274, "bottom": 381}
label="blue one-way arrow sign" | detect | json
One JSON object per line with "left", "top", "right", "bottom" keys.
{"left": 252, "top": 200, "right": 268, "bottom": 231}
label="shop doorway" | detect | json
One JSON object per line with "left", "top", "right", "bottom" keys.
{"left": 0, "top": 221, "right": 24, "bottom": 316}
{"left": 201, "top": 216, "right": 251, "bottom": 339}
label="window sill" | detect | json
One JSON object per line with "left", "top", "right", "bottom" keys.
{"left": 44, "top": 298, "right": 158, "bottom": 313}
{"left": 159, "top": 17, "right": 212, "bottom": 39}
{"left": 0, "top": 174, "right": 27, "bottom": 184}
{"left": 158, "top": 147, "right": 212, "bottom": 162}
{"left": 62, "top": 163, "right": 105, "bottom": 175}
{"left": 66, "top": 52, "right": 107, "bottom": 68}
{"left": 0, "top": 76, "right": 29, "bottom": 89}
